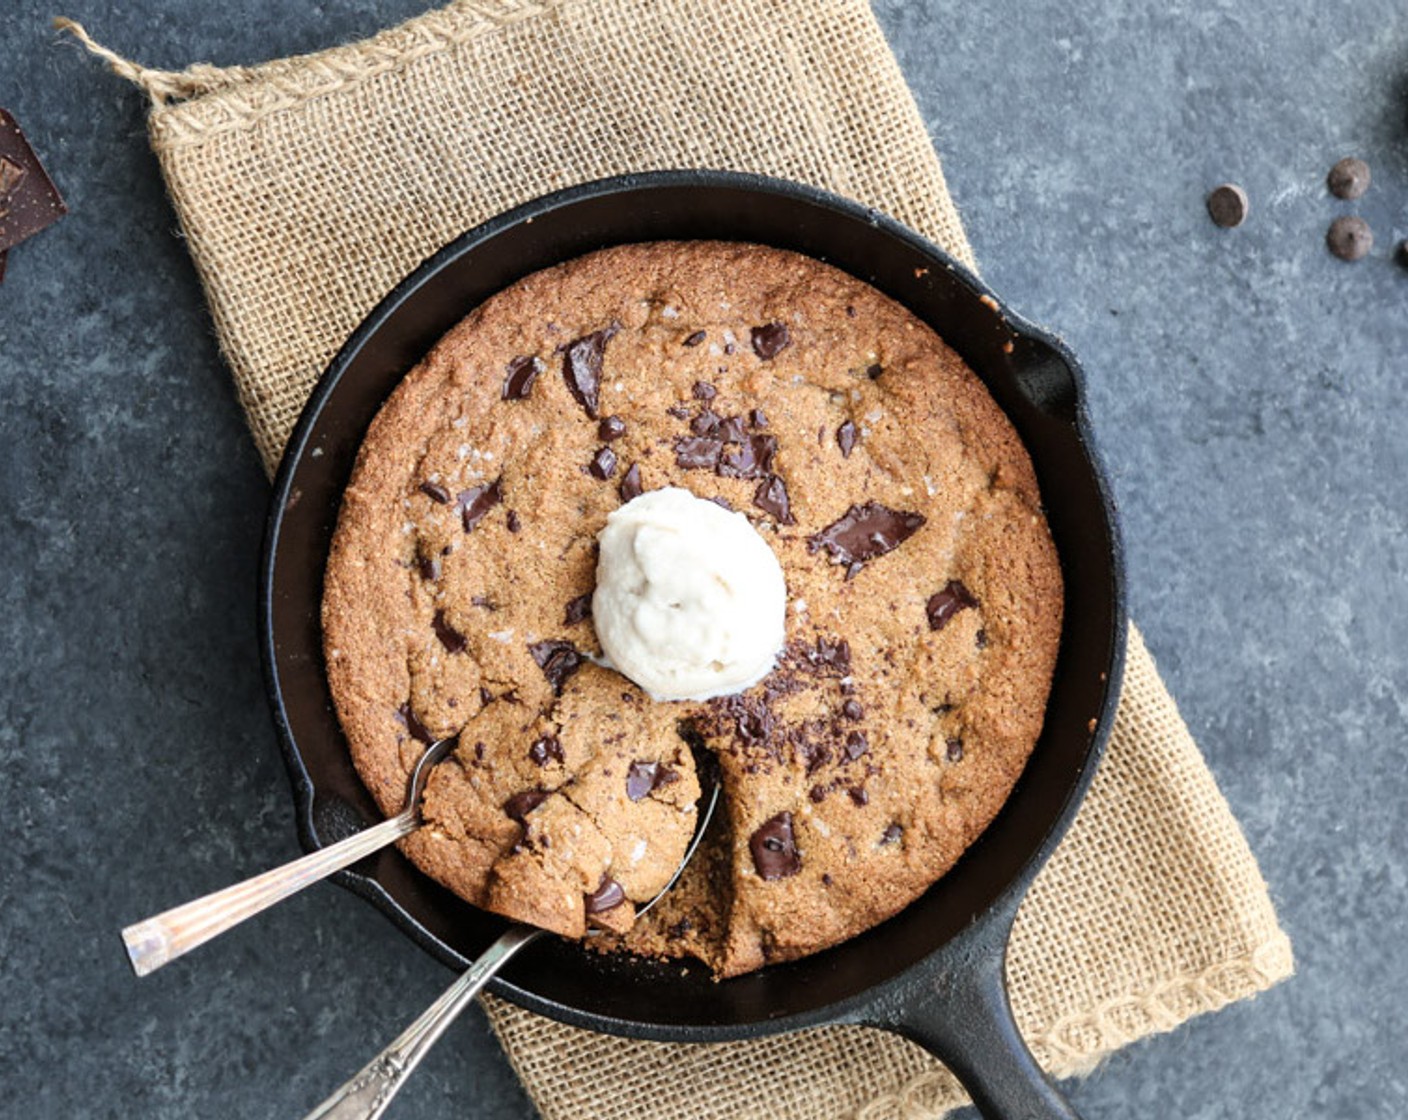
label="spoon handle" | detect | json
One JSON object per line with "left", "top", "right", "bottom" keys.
{"left": 303, "top": 925, "right": 544, "bottom": 1120}
{"left": 121, "top": 810, "right": 417, "bottom": 977}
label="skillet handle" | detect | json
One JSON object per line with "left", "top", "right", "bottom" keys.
{"left": 877, "top": 920, "right": 1081, "bottom": 1119}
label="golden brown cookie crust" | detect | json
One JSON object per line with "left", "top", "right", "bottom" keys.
{"left": 322, "top": 241, "right": 1062, "bottom": 974}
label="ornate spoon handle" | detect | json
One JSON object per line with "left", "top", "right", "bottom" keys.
{"left": 304, "top": 925, "right": 544, "bottom": 1120}
{"left": 121, "top": 810, "right": 416, "bottom": 977}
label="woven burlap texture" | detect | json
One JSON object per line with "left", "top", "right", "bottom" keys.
{"left": 65, "top": 1, "right": 1292, "bottom": 1116}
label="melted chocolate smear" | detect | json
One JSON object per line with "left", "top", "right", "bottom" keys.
{"left": 562, "top": 324, "right": 618, "bottom": 418}
{"left": 750, "top": 812, "right": 801, "bottom": 880}
{"left": 506, "top": 510, "right": 522, "bottom": 533}
{"left": 751, "top": 322, "right": 791, "bottom": 360}
{"left": 718, "top": 434, "right": 777, "bottom": 480}
{"left": 588, "top": 446, "right": 618, "bottom": 480}
{"left": 502, "top": 355, "right": 544, "bottom": 400}
{"left": 836, "top": 421, "right": 858, "bottom": 458}
{"left": 626, "top": 760, "right": 661, "bottom": 801}
{"left": 881, "top": 823, "right": 903, "bottom": 845}
{"left": 674, "top": 436, "right": 722, "bottom": 470}
{"left": 585, "top": 875, "right": 626, "bottom": 914}
{"left": 457, "top": 478, "right": 503, "bottom": 533}
{"left": 419, "top": 481, "right": 451, "bottom": 504}
{"left": 693, "top": 381, "right": 717, "bottom": 400}
{"left": 564, "top": 593, "right": 593, "bottom": 626}
{"left": 528, "top": 735, "right": 564, "bottom": 767}
{"left": 529, "top": 639, "right": 585, "bottom": 694}
{"left": 753, "top": 475, "right": 795, "bottom": 524}
{"left": 598, "top": 415, "right": 627, "bottom": 441}
{"left": 395, "top": 703, "right": 434, "bottom": 745}
{"left": 504, "top": 789, "right": 549, "bottom": 822}
{"left": 926, "top": 580, "right": 978, "bottom": 631}
{"left": 843, "top": 730, "right": 869, "bottom": 761}
{"left": 809, "top": 502, "right": 925, "bottom": 569}
{"left": 432, "top": 609, "right": 467, "bottom": 654}
{"left": 682, "top": 330, "right": 707, "bottom": 348}
{"left": 947, "top": 738, "right": 965, "bottom": 763}
{"left": 619, "top": 463, "right": 643, "bottom": 502}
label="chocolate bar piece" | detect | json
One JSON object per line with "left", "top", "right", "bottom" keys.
{"left": 0, "top": 109, "right": 67, "bottom": 271}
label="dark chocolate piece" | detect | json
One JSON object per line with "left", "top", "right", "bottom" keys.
{"left": 1206, "top": 183, "right": 1248, "bottom": 229}
{"left": 836, "top": 420, "right": 858, "bottom": 458}
{"left": 625, "top": 760, "right": 661, "bottom": 801}
{"left": 848, "top": 787, "right": 869, "bottom": 807}
{"left": 843, "top": 731, "right": 869, "bottom": 761}
{"left": 395, "top": 703, "right": 434, "bottom": 745}
{"left": 842, "top": 699, "right": 863, "bottom": 720}
{"left": 502, "top": 355, "right": 544, "bottom": 400}
{"left": 716, "top": 416, "right": 748, "bottom": 443}
{"left": 753, "top": 475, "right": 795, "bottom": 524}
{"left": 417, "top": 554, "right": 441, "bottom": 582}
{"left": 674, "top": 436, "right": 723, "bottom": 470}
{"left": 588, "top": 446, "right": 618, "bottom": 480}
{"left": 0, "top": 111, "right": 67, "bottom": 264}
{"left": 506, "top": 509, "right": 521, "bottom": 533}
{"left": 457, "top": 478, "right": 503, "bottom": 532}
{"left": 619, "top": 463, "right": 643, "bottom": 502}
{"left": 718, "top": 434, "right": 777, "bottom": 480}
{"left": 975, "top": 629, "right": 989, "bottom": 650}
{"left": 431, "top": 609, "right": 467, "bottom": 653}
{"left": 585, "top": 875, "right": 626, "bottom": 914}
{"left": 1327, "top": 215, "right": 1373, "bottom": 261}
{"left": 528, "top": 639, "right": 585, "bottom": 694}
{"left": 865, "top": 363, "right": 883, "bottom": 380}
{"left": 926, "top": 580, "right": 978, "bottom": 631}
{"left": 419, "top": 481, "right": 451, "bottom": 504}
{"left": 750, "top": 812, "right": 801, "bottom": 880}
{"left": 504, "top": 789, "right": 549, "bottom": 821}
{"left": 804, "top": 636, "right": 851, "bottom": 673}
{"left": 946, "top": 738, "right": 965, "bottom": 762}
{"left": 598, "top": 415, "right": 627, "bottom": 441}
{"left": 808, "top": 502, "right": 925, "bottom": 569}
{"left": 561, "top": 324, "right": 618, "bottom": 418}
{"left": 1327, "top": 157, "right": 1371, "bottom": 200}
{"left": 564, "top": 593, "right": 593, "bottom": 625}
{"left": 750, "top": 322, "right": 791, "bottom": 360}
{"left": 682, "top": 330, "right": 707, "bottom": 348}
{"left": 528, "top": 735, "right": 564, "bottom": 767}
{"left": 691, "top": 409, "right": 721, "bottom": 437}
{"left": 881, "top": 823, "right": 904, "bottom": 845}
{"left": 693, "top": 381, "right": 717, "bottom": 400}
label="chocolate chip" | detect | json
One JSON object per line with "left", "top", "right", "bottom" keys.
{"left": 848, "top": 787, "right": 869, "bottom": 807}
{"left": 0, "top": 111, "right": 67, "bottom": 262}
{"left": 432, "top": 609, "right": 467, "bottom": 653}
{"left": 843, "top": 730, "right": 869, "bottom": 761}
{"left": 666, "top": 917, "right": 694, "bottom": 938}
{"left": 691, "top": 409, "right": 721, "bottom": 436}
{"left": 528, "top": 735, "right": 564, "bottom": 766}
{"left": 809, "top": 502, "right": 925, "bottom": 570}
{"left": 564, "top": 593, "right": 593, "bottom": 625}
{"left": 926, "top": 580, "right": 978, "bottom": 631}
{"left": 865, "top": 363, "right": 883, "bottom": 380}
{"left": 708, "top": 496, "right": 734, "bottom": 511}
{"left": 1328, "top": 215, "right": 1373, "bottom": 261}
{"left": 588, "top": 446, "right": 618, "bottom": 480}
{"left": 751, "top": 322, "right": 792, "bottom": 360}
{"left": 1206, "top": 183, "right": 1248, "bottom": 229}
{"left": 528, "top": 639, "right": 585, "bottom": 694}
{"left": 395, "top": 703, "right": 434, "bottom": 745}
{"left": 805, "top": 636, "right": 851, "bottom": 674}
{"left": 836, "top": 421, "right": 858, "bottom": 458}
{"left": 585, "top": 875, "right": 626, "bottom": 914}
{"left": 479, "top": 686, "right": 494, "bottom": 707}
{"left": 562, "top": 324, "right": 618, "bottom": 418}
{"left": 716, "top": 416, "right": 748, "bottom": 443}
{"left": 502, "top": 355, "right": 544, "bottom": 400}
{"left": 674, "top": 436, "right": 723, "bottom": 470}
{"left": 504, "top": 789, "right": 549, "bottom": 821}
{"left": 682, "top": 330, "right": 707, "bottom": 348}
{"left": 666, "top": 404, "right": 692, "bottom": 420}
{"left": 842, "top": 699, "right": 863, "bottom": 720}
{"left": 881, "top": 823, "right": 903, "bottom": 845}
{"left": 1398, "top": 240, "right": 1408, "bottom": 268}
{"left": 625, "top": 760, "right": 661, "bottom": 801}
{"left": 506, "top": 510, "right": 521, "bottom": 533}
{"left": 749, "top": 408, "right": 768, "bottom": 428}
{"left": 753, "top": 475, "right": 795, "bottom": 524}
{"left": 802, "top": 744, "right": 832, "bottom": 775}
{"left": 975, "top": 629, "right": 989, "bottom": 650}
{"left": 1327, "top": 157, "right": 1371, "bottom": 200}
{"left": 620, "top": 463, "right": 643, "bottom": 502}
{"left": 718, "top": 434, "right": 777, "bottom": 480}
{"left": 693, "top": 381, "right": 717, "bottom": 400}
{"left": 457, "top": 478, "right": 503, "bottom": 532}
{"left": 946, "top": 738, "right": 965, "bottom": 762}
{"left": 809, "top": 785, "right": 828, "bottom": 803}
{"left": 749, "top": 812, "right": 801, "bottom": 880}
{"left": 419, "top": 481, "right": 451, "bottom": 504}
{"left": 417, "top": 553, "right": 441, "bottom": 582}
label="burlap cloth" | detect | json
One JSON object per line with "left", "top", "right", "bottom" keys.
{"left": 64, "top": 1, "right": 1293, "bottom": 1115}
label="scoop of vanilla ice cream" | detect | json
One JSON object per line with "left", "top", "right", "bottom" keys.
{"left": 593, "top": 487, "right": 787, "bottom": 701}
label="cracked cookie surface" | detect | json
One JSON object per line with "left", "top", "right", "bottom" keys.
{"left": 322, "top": 241, "right": 1063, "bottom": 973}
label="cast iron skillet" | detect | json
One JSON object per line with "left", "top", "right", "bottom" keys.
{"left": 262, "top": 171, "right": 1126, "bottom": 1119}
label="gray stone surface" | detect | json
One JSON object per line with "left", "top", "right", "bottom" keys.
{"left": 1, "top": 1, "right": 1404, "bottom": 1117}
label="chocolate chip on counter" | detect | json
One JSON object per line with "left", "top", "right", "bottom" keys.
{"left": 865, "top": 363, "right": 883, "bottom": 380}
{"left": 836, "top": 421, "right": 858, "bottom": 458}
{"left": 0, "top": 110, "right": 67, "bottom": 269}
{"left": 693, "top": 380, "right": 717, "bottom": 400}
{"left": 588, "top": 446, "right": 618, "bottom": 480}
{"left": 564, "top": 593, "right": 593, "bottom": 625}
{"left": 926, "top": 580, "right": 978, "bottom": 631}
{"left": 842, "top": 699, "right": 863, "bottom": 720}
{"left": 1327, "top": 157, "right": 1371, "bottom": 200}
{"left": 506, "top": 510, "right": 521, "bottom": 533}
{"left": 843, "top": 730, "right": 869, "bottom": 761}
{"left": 432, "top": 609, "right": 468, "bottom": 653}
{"left": 674, "top": 436, "right": 723, "bottom": 470}
{"left": 718, "top": 434, "right": 777, "bottom": 480}
{"left": 753, "top": 474, "right": 795, "bottom": 524}
{"left": 809, "top": 502, "right": 926, "bottom": 570}
{"left": 395, "top": 703, "right": 434, "bottom": 745}
{"left": 1327, "top": 215, "right": 1373, "bottom": 261}
{"left": 750, "top": 322, "right": 791, "bottom": 360}
{"left": 625, "top": 760, "right": 661, "bottom": 801}
{"left": 419, "top": 480, "right": 451, "bottom": 504}
{"left": 457, "top": 478, "right": 503, "bottom": 532}
{"left": 528, "top": 735, "right": 564, "bottom": 766}
{"left": 946, "top": 738, "right": 965, "bottom": 762}
{"left": 562, "top": 324, "right": 618, "bottom": 418}
{"left": 598, "top": 415, "right": 627, "bottom": 441}
{"left": 750, "top": 812, "right": 801, "bottom": 880}
{"left": 619, "top": 463, "right": 643, "bottom": 502}
{"left": 682, "top": 330, "right": 707, "bottom": 348}
{"left": 1206, "top": 183, "right": 1249, "bottom": 228}
{"left": 881, "top": 823, "right": 904, "bottom": 845}
{"left": 585, "top": 875, "right": 626, "bottom": 914}
{"left": 502, "top": 355, "right": 544, "bottom": 400}
{"left": 504, "top": 788, "right": 549, "bottom": 822}
{"left": 528, "top": 639, "right": 585, "bottom": 694}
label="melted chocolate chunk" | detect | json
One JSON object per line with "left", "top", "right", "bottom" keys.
{"left": 674, "top": 436, "right": 723, "bottom": 470}
{"left": 395, "top": 703, "right": 434, "bottom": 745}
{"left": 881, "top": 823, "right": 904, "bottom": 845}
{"left": 625, "top": 760, "right": 661, "bottom": 801}
{"left": 842, "top": 699, "right": 863, "bottom": 720}
{"left": 504, "top": 789, "right": 549, "bottom": 822}
{"left": 432, "top": 609, "right": 467, "bottom": 654}
{"left": 528, "top": 735, "right": 564, "bottom": 767}
{"left": 848, "top": 786, "right": 869, "bottom": 807}
{"left": 682, "top": 330, "right": 707, "bottom": 348}
{"left": 528, "top": 639, "right": 586, "bottom": 694}
{"left": 419, "top": 480, "right": 451, "bottom": 504}
{"left": 598, "top": 415, "right": 627, "bottom": 441}
{"left": 585, "top": 875, "right": 626, "bottom": 914}
{"left": 619, "top": 463, "right": 643, "bottom": 502}
{"left": 717, "top": 416, "right": 748, "bottom": 443}
{"left": 457, "top": 478, "right": 503, "bottom": 533}
{"left": 750, "top": 322, "right": 791, "bottom": 360}
{"left": 708, "top": 496, "right": 734, "bottom": 511}
{"left": 502, "top": 355, "right": 544, "bottom": 400}
{"left": 693, "top": 381, "right": 717, "bottom": 400}
{"left": 506, "top": 510, "right": 521, "bottom": 533}
{"left": 843, "top": 730, "right": 869, "bottom": 761}
{"left": 803, "top": 744, "right": 832, "bottom": 775}
{"left": 588, "top": 446, "right": 618, "bottom": 480}
{"left": 946, "top": 738, "right": 965, "bottom": 762}
{"left": 561, "top": 324, "right": 618, "bottom": 418}
{"left": 926, "top": 580, "right": 978, "bottom": 631}
{"left": 809, "top": 785, "right": 828, "bottom": 803}
{"left": 564, "top": 593, "right": 593, "bottom": 625}
{"left": 808, "top": 502, "right": 925, "bottom": 569}
{"left": 836, "top": 421, "right": 858, "bottom": 458}
{"left": 753, "top": 475, "right": 795, "bottom": 524}
{"left": 718, "top": 434, "right": 777, "bottom": 480}
{"left": 805, "top": 636, "right": 852, "bottom": 674}
{"left": 479, "top": 686, "right": 494, "bottom": 708}
{"left": 749, "top": 408, "right": 768, "bottom": 428}
{"left": 691, "top": 409, "right": 721, "bottom": 437}
{"left": 750, "top": 812, "right": 801, "bottom": 880}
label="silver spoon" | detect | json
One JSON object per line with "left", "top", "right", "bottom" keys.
{"left": 303, "top": 776, "right": 722, "bottom": 1120}
{"left": 121, "top": 738, "right": 459, "bottom": 977}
